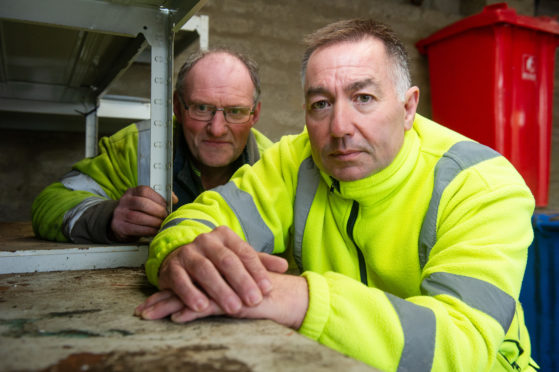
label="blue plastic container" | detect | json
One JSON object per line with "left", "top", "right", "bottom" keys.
{"left": 520, "top": 213, "right": 559, "bottom": 371}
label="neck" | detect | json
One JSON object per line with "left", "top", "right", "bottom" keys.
{"left": 198, "top": 163, "right": 237, "bottom": 190}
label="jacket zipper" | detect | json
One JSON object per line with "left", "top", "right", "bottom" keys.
{"left": 347, "top": 201, "right": 368, "bottom": 285}
{"left": 330, "top": 178, "right": 340, "bottom": 193}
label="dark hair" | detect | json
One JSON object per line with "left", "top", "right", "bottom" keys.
{"left": 175, "top": 48, "right": 261, "bottom": 103}
{"left": 301, "top": 19, "right": 411, "bottom": 99}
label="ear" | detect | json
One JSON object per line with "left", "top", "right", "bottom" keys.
{"left": 249, "top": 101, "right": 262, "bottom": 127}
{"left": 173, "top": 91, "right": 182, "bottom": 121}
{"left": 403, "top": 86, "right": 419, "bottom": 131}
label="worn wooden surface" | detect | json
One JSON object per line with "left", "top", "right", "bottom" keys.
{"left": 0, "top": 267, "right": 375, "bottom": 371}
{"left": 0, "top": 222, "right": 59, "bottom": 251}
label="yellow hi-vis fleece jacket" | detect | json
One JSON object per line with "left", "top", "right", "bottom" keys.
{"left": 146, "top": 114, "right": 536, "bottom": 372}
{"left": 31, "top": 122, "right": 273, "bottom": 243}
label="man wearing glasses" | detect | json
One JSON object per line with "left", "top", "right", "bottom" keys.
{"left": 32, "top": 49, "right": 272, "bottom": 243}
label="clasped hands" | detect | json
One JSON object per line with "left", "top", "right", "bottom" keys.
{"left": 135, "top": 226, "right": 309, "bottom": 329}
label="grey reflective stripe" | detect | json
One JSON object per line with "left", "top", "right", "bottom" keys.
{"left": 418, "top": 141, "right": 500, "bottom": 268}
{"left": 61, "top": 170, "right": 109, "bottom": 198}
{"left": 214, "top": 182, "right": 274, "bottom": 253}
{"left": 159, "top": 217, "right": 216, "bottom": 232}
{"left": 62, "top": 196, "right": 107, "bottom": 240}
{"left": 293, "top": 157, "right": 321, "bottom": 271}
{"left": 386, "top": 293, "right": 436, "bottom": 372}
{"left": 136, "top": 120, "right": 151, "bottom": 187}
{"left": 421, "top": 272, "right": 515, "bottom": 332}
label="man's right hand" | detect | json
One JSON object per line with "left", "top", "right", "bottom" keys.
{"left": 137, "top": 226, "right": 288, "bottom": 316}
{"left": 110, "top": 185, "right": 177, "bottom": 242}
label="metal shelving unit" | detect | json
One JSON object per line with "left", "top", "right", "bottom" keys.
{"left": 0, "top": 0, "right": 207, "bottom": 209}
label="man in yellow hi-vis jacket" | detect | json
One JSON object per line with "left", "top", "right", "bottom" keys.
{"left": 32, "top": 49, "right": 272, "bottom": 244}
{"left": 136, "top": 19, "right": 537, "bottom": 371}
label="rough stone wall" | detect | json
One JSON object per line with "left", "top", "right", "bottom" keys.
{"left": 1, "top": 0, "right": 558, "bottom": 222}
{"left": 189, "top": 0, "right": 465, "bottom": 141}
{"left": 0, "top": 128, "right": 85, "bottom": 222}
{"left": 546, "top": 49, "right": 559, "bottom": 213}
{"left": 537, "top": 2, "right": 559, "bottom": 213}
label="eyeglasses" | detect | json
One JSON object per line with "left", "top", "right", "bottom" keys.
{"left": 180, "top": 98, "right": 255, "bottom": 124}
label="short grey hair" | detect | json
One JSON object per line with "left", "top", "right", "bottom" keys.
{"left": 301, "top": 19, "right": 411, "bottom": 101}
{"left": 175, "top": 48, "right": 261, "bottom": 103}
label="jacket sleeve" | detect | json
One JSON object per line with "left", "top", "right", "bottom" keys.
{"left": 32, "top": 124, "right": 140, "bottom": 243}
{"left": 298, "top": 155, "right": 535, "bottom": 371}
{"left": 146, "top": 133, "right": 306, "bottom": 287}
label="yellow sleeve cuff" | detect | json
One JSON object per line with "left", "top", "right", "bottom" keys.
{"left": 298, "top": 271, "right": 330, "bottom": 341}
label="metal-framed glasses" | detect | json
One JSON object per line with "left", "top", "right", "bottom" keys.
{"left": 180, "top": 97, "right": 255, "bottom": 124}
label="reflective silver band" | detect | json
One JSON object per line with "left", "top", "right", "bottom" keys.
{"left": 421, "top": 272, "right": 515, "bottom": 332}
{"left": 293, "top": 157, "right": 321, "bottom": 271}
{"left": 386, "top": 293, "right": 436, "bottom": 372}
{"left": 62, "top": 196, "right": 107, "bottom": 240}
{"left": 418, "top": 141, "right": 500, "bottom": 268}
{"left": 159, "top": 217, "right": 216, "bottom": 232}
{"left": 60, "top": 170, "right": 109, "bottom": 198}
{"left": 214, "top": 182, "right": 274, "bottom": 253}
{"left": 60, "top": 170, "right": 110, "bottom": 241}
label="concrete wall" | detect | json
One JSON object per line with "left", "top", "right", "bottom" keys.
{"left": 1, "top": 0, "right": 558, "bottom": 222}
{"left": 192, "top": 0, "right": 461, "bottom": 140}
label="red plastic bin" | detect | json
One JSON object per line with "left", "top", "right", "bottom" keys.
{"left": 417, "top": 3, "right": 559, "bottom": 207}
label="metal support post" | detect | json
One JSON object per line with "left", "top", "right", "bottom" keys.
{"left": 85, "top": 106, "right": 99, "bottom": 158}
{"left": 142, "top": 9, "right": 174, "bottom": 213}
{"left": 181, "top": 15, "right": 210, "bottom": 51}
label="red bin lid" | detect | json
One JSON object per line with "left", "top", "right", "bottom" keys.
{"left": 416, "top": 2, "right": 559, "bottom": 54}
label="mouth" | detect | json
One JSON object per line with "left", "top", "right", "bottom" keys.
{"left": 329, "top": 150, "right": 362, "bottom": 161}
{"left": 202, "top": 139, "right": 230, "bottom": 146}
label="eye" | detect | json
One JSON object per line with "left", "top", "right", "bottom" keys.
{"left": 354, "top": 94, "right": 374, "bottom": 104}
{"left": 227, "top": 107, "right": 249, "bottom": 115}
{"left": 194, "top": 104, "right": 212, "bottom": 113}
{"left": 309, "top": 100, "right": 331, "bottom": 111}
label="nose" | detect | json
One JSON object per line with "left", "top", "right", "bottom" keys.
{"left": 330, "top": 100, "right": 355, "bottom": 138}
{"left": 207, "top": 110, "right": 228, "bottom": 137}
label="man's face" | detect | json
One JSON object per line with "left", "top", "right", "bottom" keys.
{"left": 304, "top": 38, "right": 418, "bottom": 181}
{"left": 174, "top": 52, "right": 260, "bottom": 169}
